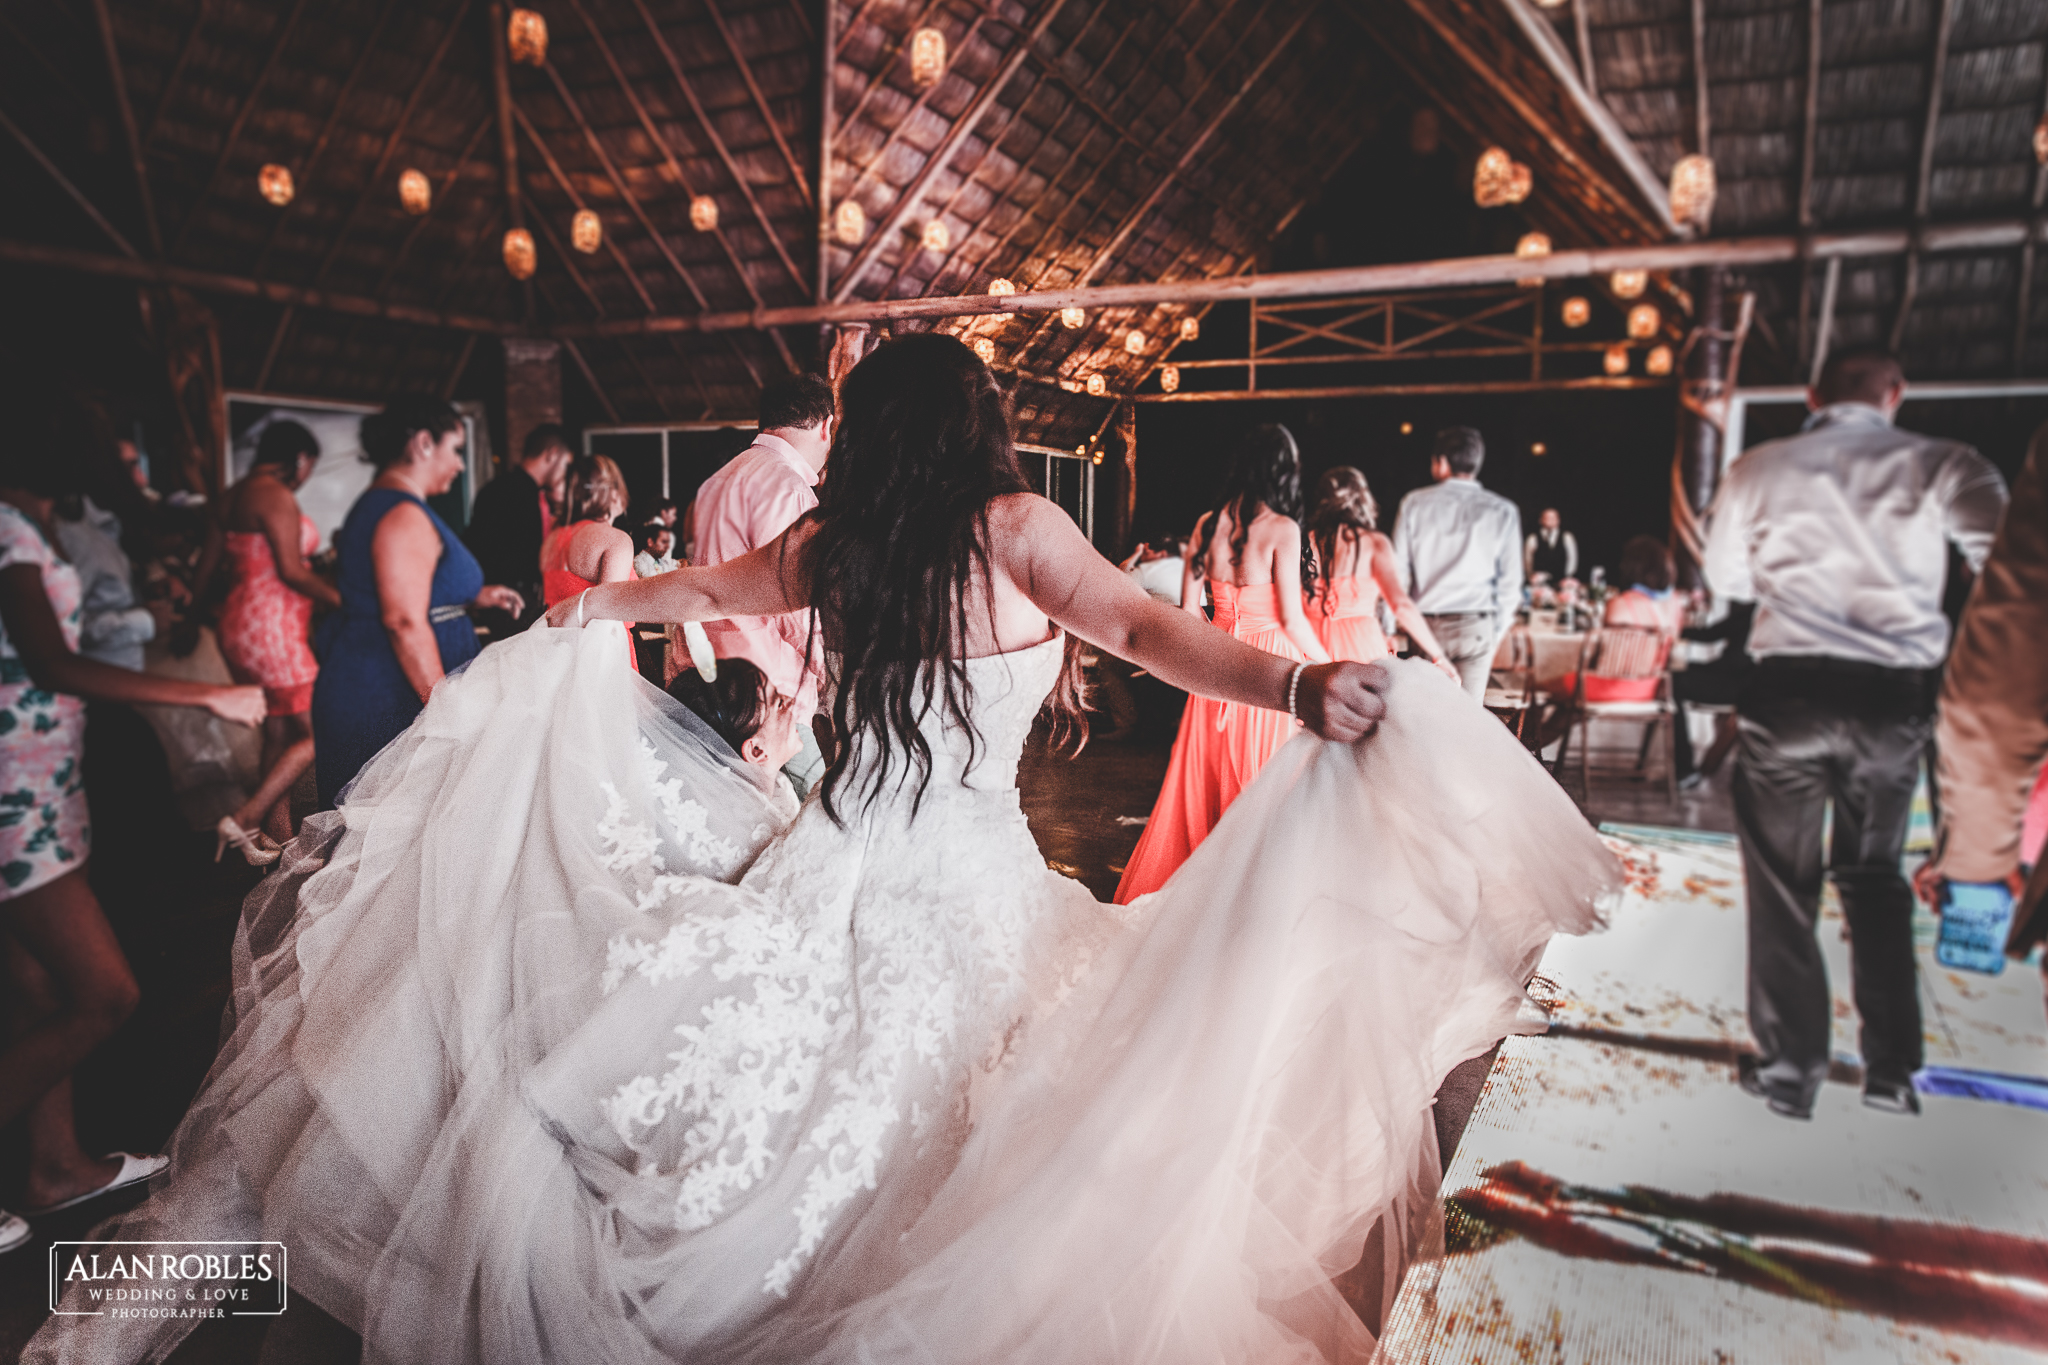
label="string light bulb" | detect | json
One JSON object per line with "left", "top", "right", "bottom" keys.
{"left": 833, "top": 200, "right": 866, "bottom": 245}
{"left": 398, "top": 168, "right": 431, "bottom": 215}
{"left": 972, "top": 338, "right": 996, "bottom": 363}
{"left": 1160, "top": 364, "right": 1180, "bottom": 393}
{"left": 1085, "top": 373, "right": 1107, "bottom": 396}
{"left": 910, "top": 28, "right": 947, "bottom": 88}
{"left": 1515, "top": 232, "right": 1551, "bottom": 288}
{"left": 1124, "top": 330, "right": 1146, "bottom": 355}
{"left": 1603, "top": 344, "right": 1629, "bottom": 376}
{"left": 921, "top": 220, "right": 949, "bottom": 252}
{"left": 502, "top": 227, "right": 537, "bottom": 280}
{"left": 1531, "top": 441, "right": 1548, "bottom": 455}
{"left": 1646, "top": 344, "right": 1674, "bottom": 376}
{"left": 1179, "top": 315, "right": 1200, "bottom": 342}
{"left": 1669, "top": 154, "right": 1717, "bottom": 230}
{"left": 507, "top": 8, "right": 548, "bottom": 65}
{"left": 571, "top": 209, "right": 601, "bottom": 254}
{"left": 1061, "top": 307, "right": 1085, "bottom": 330}
{"left": 985, "top": 276, "right": 1015, "bottom": 319}
{"left": 1610, "top": 269, "right": 1648, "bottom": 299}
{"left": 1627, "top": 303, "right": 1660, "bottom": 339}
{"left": 1474, "top": 147, "right": 1532, "bottom": 207}
{"left": 1400, "top": 421, "right": 1413, "bottom": 435}
{"left": 689, "top": 196, "right": 718, "bottom": 232}
{"left": 1561, "top": 296, "right": 1590, "bottom": 327}
{"left": 258, "top": 164, "right": 294, "bottom": 206}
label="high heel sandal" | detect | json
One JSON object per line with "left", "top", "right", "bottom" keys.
{"left": 215, "top": 816, "right": 282, "bottom": 867}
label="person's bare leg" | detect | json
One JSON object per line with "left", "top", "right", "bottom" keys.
{"left": 234, "top": 714, "right": 314, "bottom": 844}
{"left": 22, "top": 1076, "right": 119, "bottom": 1209}
{"left": 0, "top": 869, "right": 139, "bottom": 1134}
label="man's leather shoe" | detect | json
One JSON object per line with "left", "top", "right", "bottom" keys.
{"left": 1737, "top": 1054, "right": 1813, "bottom": 1120}
{"left": 1862, "top": 1077, "right": 1921, "bottom": 1115}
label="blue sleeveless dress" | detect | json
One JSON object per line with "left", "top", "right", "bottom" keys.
{"left": 312, "top": 488, "right": 483, "bottom": 807}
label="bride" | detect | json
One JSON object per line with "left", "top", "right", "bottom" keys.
{"left": 32, "top": 335, "right": 1616, "bottom": 1365}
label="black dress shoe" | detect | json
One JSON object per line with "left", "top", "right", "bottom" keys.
{"left": 1862, "top": 1077, "right": 1921, "bottom": 1115}
{"left": 1737, "top": 1054, "right": 1813, "bottom": 1120}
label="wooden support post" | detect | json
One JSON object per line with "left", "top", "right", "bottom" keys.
{"left": 816, "top": 0, "right": 835, "bottom": 310}
{"left": 1809, "top": 253, "right": 1840, "bottom": 386}
{"left": 1111, "top": 402, "right": 1137, "bottom": 557}
{"left": 1671, "top": 267, "right": 1726, "bottom": 587}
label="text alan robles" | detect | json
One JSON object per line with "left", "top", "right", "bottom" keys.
{"left": 49, "top": 1242, "right": 288, "bottom": 1319}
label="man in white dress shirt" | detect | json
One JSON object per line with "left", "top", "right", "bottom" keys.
{"left": 1702, "top": 348, "right": 2007, "bottom": 1121}
{"left": 1390, "top": 427, "right": 1523, "bottom": 699}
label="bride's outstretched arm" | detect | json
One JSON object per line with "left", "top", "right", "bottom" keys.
{"left": 543, "top": 523, "right": 809, "bottom": 628}
{"left": 992, "top": 495, "right": 1388, "bottom": 743}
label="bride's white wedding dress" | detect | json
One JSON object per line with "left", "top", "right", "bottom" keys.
{"left": 31, "top": 622, "right": 1617, "bottom": 1365}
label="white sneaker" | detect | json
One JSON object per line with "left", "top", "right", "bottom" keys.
{"left": 0, "top": 1209, "right": 29, "bottom": 1255}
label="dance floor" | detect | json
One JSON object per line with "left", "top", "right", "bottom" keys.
{"left": 1379, "top": 823, "right": 2048, "bottom": 1363}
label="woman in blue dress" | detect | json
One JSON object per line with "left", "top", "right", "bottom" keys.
{"left": 312, "top": 396, "right": 524, "bottom": 806}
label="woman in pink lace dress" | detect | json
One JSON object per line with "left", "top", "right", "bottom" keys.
{"left": 203, "top": 421, "right": 340, "bottom": 862}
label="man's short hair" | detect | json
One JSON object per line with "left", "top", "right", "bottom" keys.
{"left": 1433, "top": 426, "right": 1485, "bottom": 476}
{"left": 1814, "top": 347, "right": 1905, "bottom": 408}
{"left": 758, "top": 373, "right": 835, "bottom": 433}
{"left": 522, "top": 422, "right": 570, "bottom": 460}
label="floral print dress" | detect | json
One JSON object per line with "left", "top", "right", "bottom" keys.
{"left": 0, "top": 503, "right": 88, "bottom": 898}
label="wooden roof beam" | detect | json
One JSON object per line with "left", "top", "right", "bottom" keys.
{"left": 0, "top": 106, "right": 138, "bottom": 258}
{"left": 817, "top": 0, "right": 835, "bottom": 303}
{"left": 514, "top": 103, "right": 661, "bottom": 313}
{"left": 1690, "top": 0, "right": 1708, "bottom": 157}
{"left": 1795, "top": 0, "right": 1822, "bottom": 368}
{"left": 142, "top": 0, "right": 208, "bottom": 149}
{"left": 696, "top": 0, "right": 813, "bottom": 210}
{"left": 831, "top": 0, "right": 1077, "bottom": 302}
{"left": 1893, "top": 0, "right": 1955, "bottom": 352}
{"left": 170, "top": 0, "right": 312, "bottom": 258}
{"left": 1132, "top": 376, "right": 1669, "bottom": 402}
{"left": 373, "top": 112, "right": 495, "bottom": 296}
{"left": 87, "top": 0, "right": 161, "bottom": 256}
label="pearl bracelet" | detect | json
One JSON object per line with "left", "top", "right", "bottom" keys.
{"left": 574, "top": 588, "right": 590, "bottom": 628}
{"left": 1287, "top": 662, "right": 1306, "bottom": 726}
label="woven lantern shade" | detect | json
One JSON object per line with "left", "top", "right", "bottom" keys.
{"left": 257, "top": 164, "right": 294, "bottom": 206}
{"left": 833, "top": 200, "right": 866, "bottom": 245}
{"left": 910, "top": 28, "right": 947, "bottom": 88}
{"left": 1124, "top": 330, "right": 1146, "bottom": 355}
{"left": 503, "top": 227, "right": 537, "bottom": 280}
{"left": 1160, "top": 365, "right": 1180, "bottom": 393}
{"left": 689, "top": 196, "right": 718, "bottom": 232}
{"left": 1085, "top": 374, "right": 1107, "bottom": 396}
{"left": 921, "top": 220, "right": 949, "bottom": 252}
{"left": 1561, "top": 296, "right": 1590, "bottom": 328}
{"left": 398, "top": 168, "right": 431, "bottom": 215}
{"left": 2037, "top": 114, "right": 2048, "bottom": 164}
{"left": 1514, "top": 232, "right": 1550, "bottom": 288}
{"left": 1669, "top": 154, "right": 1716, "bottom": 230}
{"left": 1626, "top": 303, "right": 1659, "bottom": 339}
{"left": 508, "top": 9, "right": 547, "bottom": 65}
{"left": 1179, "top": 315, "right": 1199, "bottom": 342}
{"left": 1645, "top": 345, "right": 1674, "bottom": 376}
{"left": 1610, "top": 269, "right": 1648, "bottom": 299}
{"left": 1603, "top": 344, "right": 1629, "bottom": 376}
{"left": 571, "top": 209, "right": 601, "bottom": 254}
{"left": 1060, "top": 307, "right": 1085, "bottom": 330}
{"left": 1473, "top": 148, "right": 1513, "bottom": 207}
{"left": 972, "top": 338, "right": 996, "bottom": 363}
{"left": 987, "top": 277, "right": 1015, "bottom": 297}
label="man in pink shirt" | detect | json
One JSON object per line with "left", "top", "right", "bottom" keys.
{"left": 690, "top": 373, "right": 836, "bottom": 793}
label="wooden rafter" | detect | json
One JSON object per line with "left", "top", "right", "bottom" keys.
{"left": 817, "top": 0, "right": 835, "bottom": 303}
{"left": 514, "top": 104, "right": 660, "bottom": 314}
{"left": 1808, "top": 253, "right": 1840, "bottom": 385}
{"left": 312, "top": 0, "right": 475, "bottom": 287}
{"left": 170, "top": 0, "right": 313, "bottom": 258}
{"left": 441, "top": 331, "right": 480, "bottom": 399}
{"left": 837, "top": 12, "right": 1002, "bottom": 220}
{"left": 1690, "top": 0, "right": 1709, "bottom": 157}
{"left": 1893, "top": 0, "right": 1955, "bottom": 352}
{"left": 832, "top": 0, "right": 955, "bottom": 140}
{"left": 624, "top": 0, "right": 811, "bottom": 292}
{"left": 1795, "top": 0, "right": 1822, "bottom": 367}
{"left": 0, "top": 106, "right": 138, "bottom": 258}
{"left": 830, "top": 0, "right": 1078, "bottom": 301}
{"left": 1571, "top": 0, "right": 1594, "bottom": 95}
{"left": 87, "top": 0, "right": 161, "bottom": 256}
{"left": 373, "top": 112, "right": 495, "bottom": 296}
{"left": 252, "top": 0, "right": 403, "bottom": 279}
{"left": 561, "top": 335, "right": 623, "bottom": 422}
{"left": 142, "top": 0, "right": 208, "bottom": 148}
{"left": 697, "top": 0, "right": 813, "bottom": 210}
{"left": 1133, "top": 375, "right": 1668, "bottom": 402}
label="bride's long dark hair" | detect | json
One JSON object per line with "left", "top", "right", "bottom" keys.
{"left": 802, "top": 332, "right": 1079, "bottom": 821}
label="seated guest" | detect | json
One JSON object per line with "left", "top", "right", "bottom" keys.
{"left": 1558, "top": 535, "right": 1683, "bottom": 702}
{"left": 311, "top": 396, "right": 524, "bottom": 808}
{"left": 666, "top": 655, "right": 803, "bottom": 818}
{"left": 633, "top": 522, "right": 678, "bottom": 580}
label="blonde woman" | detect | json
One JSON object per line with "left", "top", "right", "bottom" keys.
{"left": 1306, "top": 466, "right": 1458, "bottom": 680}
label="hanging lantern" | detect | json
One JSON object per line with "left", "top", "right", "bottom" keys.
{"left": 1060, "top": 306, "right": 1085, "bottom": 330}
{"left": 1603, "top": 344, "right": 1629, "bottom": 376}
{"left": 1124, "top": 330, "right": 1146, "bottom": 355}
{"left": 571, "top": 209, "right": 601, "bottom": 253}
{"left": 1179, "top": 315, "right": 1199, "bottom": 342}
{"left": 920, "top": 219, "right": 949, "bottom": 252}
{"left": 1646, "top": 344, "right": 1674, "bottom": 376}
{"left": 1610, "top": 269, "right": 1648, "bottom": 299}
{"left": 1091, "top": 449, "right": 1103, "bottom": 467}
{"left": 1515, "top": 232, "right": 1551, "bottom": 288}
{"left": 1669, "top": 154, "right": 1717, "bottom": 230}
{"left": 503, "top": 227, "right": 537, "bottom": 279}
{"left": 257, "top": 163, "right": 294, "bottom": 206}
{"left": 987, "top": 277, "right": 1016, "bottom": 297}
{"left": 911, "top": 28, "right": 947, "bottom": 88}
{"left": 1507, "top": 163, "right": 1532, "bottom": 203}
{"left": 1531, "top": 442, "right": 1548, "bottom": 455}
{"left": 1160, "top": 364, "right": 1180, "bottom": 393}
{"left": 2037, "top": 114, "right": 2048, "bottom": 164}
{"left": 689, "top": 196, "right": 718, "bottom": 232}
{"left": 1627, "top": 303, "right": 1660, "bottom": 339}
{"left": 398, "top": 168, "right": 431, "bottom": 215}
{"left": 507, "top": 8, "right": 548, "bottom": 65}
{"left": 1561, "top": 296, "right": 1590, "bottom": 328}
{"left": 833, "top": 199, "right": 866, "bottom": 245}
{"left": 1474, "top": 148, "right": 1513, "bottom": 207}
{"left": 1085, "top": 373, "right": 1107, "bottom": 396}
{"left": 972, "top": 338, "right": 996, "bottom": 363}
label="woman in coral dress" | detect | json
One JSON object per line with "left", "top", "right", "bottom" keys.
{"left": 1305, "top": 467, "right": 1459, "bottom": 674}
{"left": 1115, "top": 424, "right": 1331, "bottom": 903}
{"left": 206, "top": 422, "right": 340, "bottom": 860}
{"left": 540, "top": 455, "right": 639, "bottom": 665}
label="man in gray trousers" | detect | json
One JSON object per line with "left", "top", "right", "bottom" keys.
{"left": 1391, "top": 427, "right": 1523, "bottom": 700}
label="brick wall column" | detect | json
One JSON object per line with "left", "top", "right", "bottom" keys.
{"left": 501, "top": 337, "right": 562, "bottom": 469}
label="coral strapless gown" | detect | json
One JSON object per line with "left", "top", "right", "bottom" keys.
{"left": 1115, "top": 581, "right": 1312, "bottom": 903}
{"left": 220, "top": 514, "right": 321, "bottom": 714}
{"left": 1308, "top": 575, "right": 1392, "bottom": 665}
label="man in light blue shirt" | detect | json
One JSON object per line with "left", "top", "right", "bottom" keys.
{"left": 1390, "top": 427, "right": 1523, "bottom": 699}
